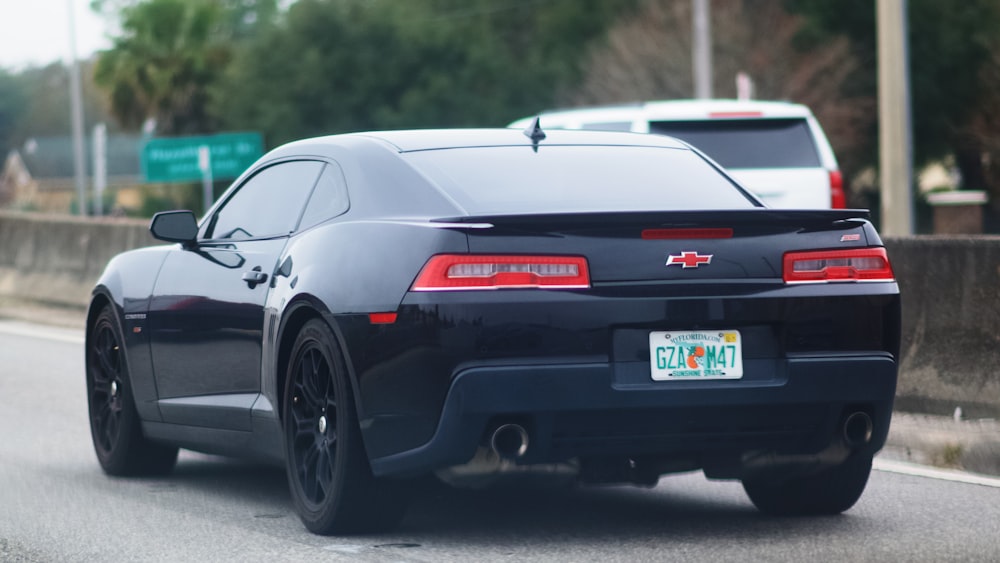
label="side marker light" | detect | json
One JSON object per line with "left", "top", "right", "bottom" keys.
{"left": 368, "top": 313, "right": 398, "bottom": 324}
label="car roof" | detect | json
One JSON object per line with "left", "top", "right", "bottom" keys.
{"left": 278, "top": 128, "right": 689, "bottom": 155}
{"left": 509, "top": 99, "right": 815, "bottom": 128}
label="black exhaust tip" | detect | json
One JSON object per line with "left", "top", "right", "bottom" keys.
{"left": 490, "top": 423, "right": 529, "bottom": 460}
{"left": 843, "top": 411, "right": 873, "bottom": 448}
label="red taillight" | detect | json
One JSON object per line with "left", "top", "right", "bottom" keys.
{"left": 783, "top": 248, "right": 894, "bottom": 284}
{"left": 830, "top": 170, "right": 847, "bottom": 209}
{"left": 412, "top": 255, "right": 590, "bottom": 291}
{"left": 642, "top": 228, "right": 733, "bottom": 240}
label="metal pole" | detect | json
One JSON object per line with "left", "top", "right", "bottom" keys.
{"left": 67, "top": 0, "right": 88, "bottom": 216}
{"left": 198, "top": 146, "right": 213, "bottom": 216}
{"left": 692, "top": 0, "right": 713, "bottom": 99}
{"left": 93, "top": 123, "right": 107, "bottom": 216}
{"left": 877, "top": 0, "right": 914, "bottom": 235}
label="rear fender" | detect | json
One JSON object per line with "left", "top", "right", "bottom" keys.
{"left": 267, "top": 221, "right": 468, "bottom": 460}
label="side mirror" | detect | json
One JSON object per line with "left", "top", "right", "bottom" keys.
{"left": 150, "top": 210, "right": 198, "bottom": 246}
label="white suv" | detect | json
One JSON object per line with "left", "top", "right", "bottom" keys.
{"left": 510, "top": 100, "right": 845, "bottom": 209}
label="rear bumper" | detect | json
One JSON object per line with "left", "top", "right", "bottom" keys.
{"left": 369, "top": 353, "right": 897, "bottom": 477}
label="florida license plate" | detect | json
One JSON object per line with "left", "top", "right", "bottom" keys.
{"left": 648, "top": 330, "right": 744, "bottom": 380}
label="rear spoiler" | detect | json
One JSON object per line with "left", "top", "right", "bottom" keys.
{"left": 432, "top": 209, "right": 871, "bottom": 229}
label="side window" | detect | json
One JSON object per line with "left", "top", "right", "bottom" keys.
{"left": 297, "top": 163, "right": 350, "bottom": 231}
{"left": 206, "top": 161, "right": 324, "bottom": 240}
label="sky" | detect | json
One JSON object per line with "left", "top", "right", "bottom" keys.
{"left": 0, "top": 0, "right": 110, "bottom": 69}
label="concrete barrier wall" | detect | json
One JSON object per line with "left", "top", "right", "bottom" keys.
{"left": 0, "top": 211, "right": 155, "bottom": 308}
{"left": 0, "top": 211, "right": 997, "bottom": 417}
{"left": 885, "top": 236, "right": 1000, "bottom": 418}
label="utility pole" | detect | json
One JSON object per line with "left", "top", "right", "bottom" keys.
{"left": 67, "top": 0, "right": 88, "bottom": 216}
{"left": 877, "top": 0, "right": 914, "bottom": 235}
{"left": 692, "top": 0, "right": 712, "bottom": 99}
{"left": 93, "top": 123, "right": 107, "bottom": 216}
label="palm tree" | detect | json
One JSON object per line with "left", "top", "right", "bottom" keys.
{"left": 94, "top": 0, "right": 230, "bottom": 135}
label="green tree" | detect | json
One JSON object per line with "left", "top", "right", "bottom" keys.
{"left": 13, "top": 62, "right": 115, "bottom": 137}
{"left": 92, "top": 0, "right": 278, "bottom": 39}
{"left": 789, "top": 0, "right": 1000, "bottom": 191}
{"left": 212, "top": 0, "right": 637, "bottom": 145}
{"left": 93, "top": 0, "right": 233, "bottom": 134}
{"left": 0, "top": 62, "right": 117, "bottom": 156}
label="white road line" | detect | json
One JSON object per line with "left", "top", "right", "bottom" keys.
{"left": 874, "top": 458, "right": 1000, "bottom": 489}
{"left": 0, "top": 321, "right": 84, "bottom": 345}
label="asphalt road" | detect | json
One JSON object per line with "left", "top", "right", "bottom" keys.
{"left": 2, "top": 320, "right": 1000, "bottom": 562}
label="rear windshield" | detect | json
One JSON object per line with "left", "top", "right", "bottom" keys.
{"left": 403, "top": 145, "right": 757, "bottom": 215}
{"left": 649, "top": 118, "right": 821, "bottom": 169}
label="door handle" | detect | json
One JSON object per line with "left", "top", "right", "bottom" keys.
{"left": 242, "top": 267, "right": 268, "bottom": 288}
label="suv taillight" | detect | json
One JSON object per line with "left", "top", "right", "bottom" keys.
{"left": 830, "top": 170, "right": 847, "bottom": 209}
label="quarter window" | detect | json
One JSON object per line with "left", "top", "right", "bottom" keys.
{"left": 206, "top": 161, "right": 324, "bottom": 240}
{"left": 297, "top": 163, "right": 350, "bottom": 230}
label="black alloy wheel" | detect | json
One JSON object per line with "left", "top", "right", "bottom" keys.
{"left": 284, "top": 319, "right": 408, "bottom": 535}
{"left": 89, "top": 315, "right": 125, "bottom": 456}
{"left": 86, "top": 305, "right": 178, "bottom": 476}
{"left": 288, "top": 344, "right": 339, "bottom": 508}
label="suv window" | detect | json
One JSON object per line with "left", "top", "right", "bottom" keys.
{"left": 649, "top": 118, "right": 821, "bottom": 169}
{"left": 576, "top": 122, "right": 632, "bottom": 132}
{"left": 206, "top": 161, "right": 324, "bottom": 240}
{"left": 297, "top": 163, "right": 350, "bottom": 230}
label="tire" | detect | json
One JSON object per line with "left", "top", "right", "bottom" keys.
{"left": 283, "top": 319, "right": 408, "bottom": 535}
{"left": 87, "top": 305, "right": 178, "bottom": 476}
{"left": 742, "top": 452, "right": 873, "bottom": 516}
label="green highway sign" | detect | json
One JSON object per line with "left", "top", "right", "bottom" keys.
{"left": 141, "top": 132, "right": 264, "bottom": 183}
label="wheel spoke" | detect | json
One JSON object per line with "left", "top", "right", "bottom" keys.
{"left": 94, "top": 401, "right": 111, "bottom": 443}
{"left": 95, "top": 328, "right": 119, "bottom": 379}
{"left": 301, "top": 444, "right": 321, "bottom": 500}
{"left": 315, "top": 445, "right": 333, "bottom": 498}
{"left": 299, "top": 355, "right": 322, "bottom": 408}
{"left": 291, "top": 413, "right": 314, "bottom": 440}
{"left": 291, "top": 379, "right": 310, "bottom": 413}
{"left": 314, "top": 353, "right": 331, "bottom": 402}
{"left": 99, "top": 351, "right": 117, "bottom": 378}
{"left": 93, "top": 351, "right": 112, "bottom": 384}
{"left": 94, "top": 401, "right": 114, "bottom": 450}
{"left": 91, "top": 387, "right": 109, "bottom": 405}
{"left": 104, "top": 409, "right": 120, "bottom": 447}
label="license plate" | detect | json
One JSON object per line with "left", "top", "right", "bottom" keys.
{"left": 648, "top": 330, "right": 743, "bottom": 380}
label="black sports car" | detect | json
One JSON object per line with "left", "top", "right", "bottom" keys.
{"left": 86, "top": 126, "right": 900, "bottom": 535}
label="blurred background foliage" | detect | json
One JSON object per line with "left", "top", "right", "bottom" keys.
{"left": 3, "top": 0, "right": 1000, "bottom": 216}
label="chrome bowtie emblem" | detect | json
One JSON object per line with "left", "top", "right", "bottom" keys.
{"left": 666, "top": 251, "right": 713, "bottom": 268}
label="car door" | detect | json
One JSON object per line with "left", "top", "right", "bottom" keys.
{"left": 147, "top": 159, "right": 325, "bottom": 431}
